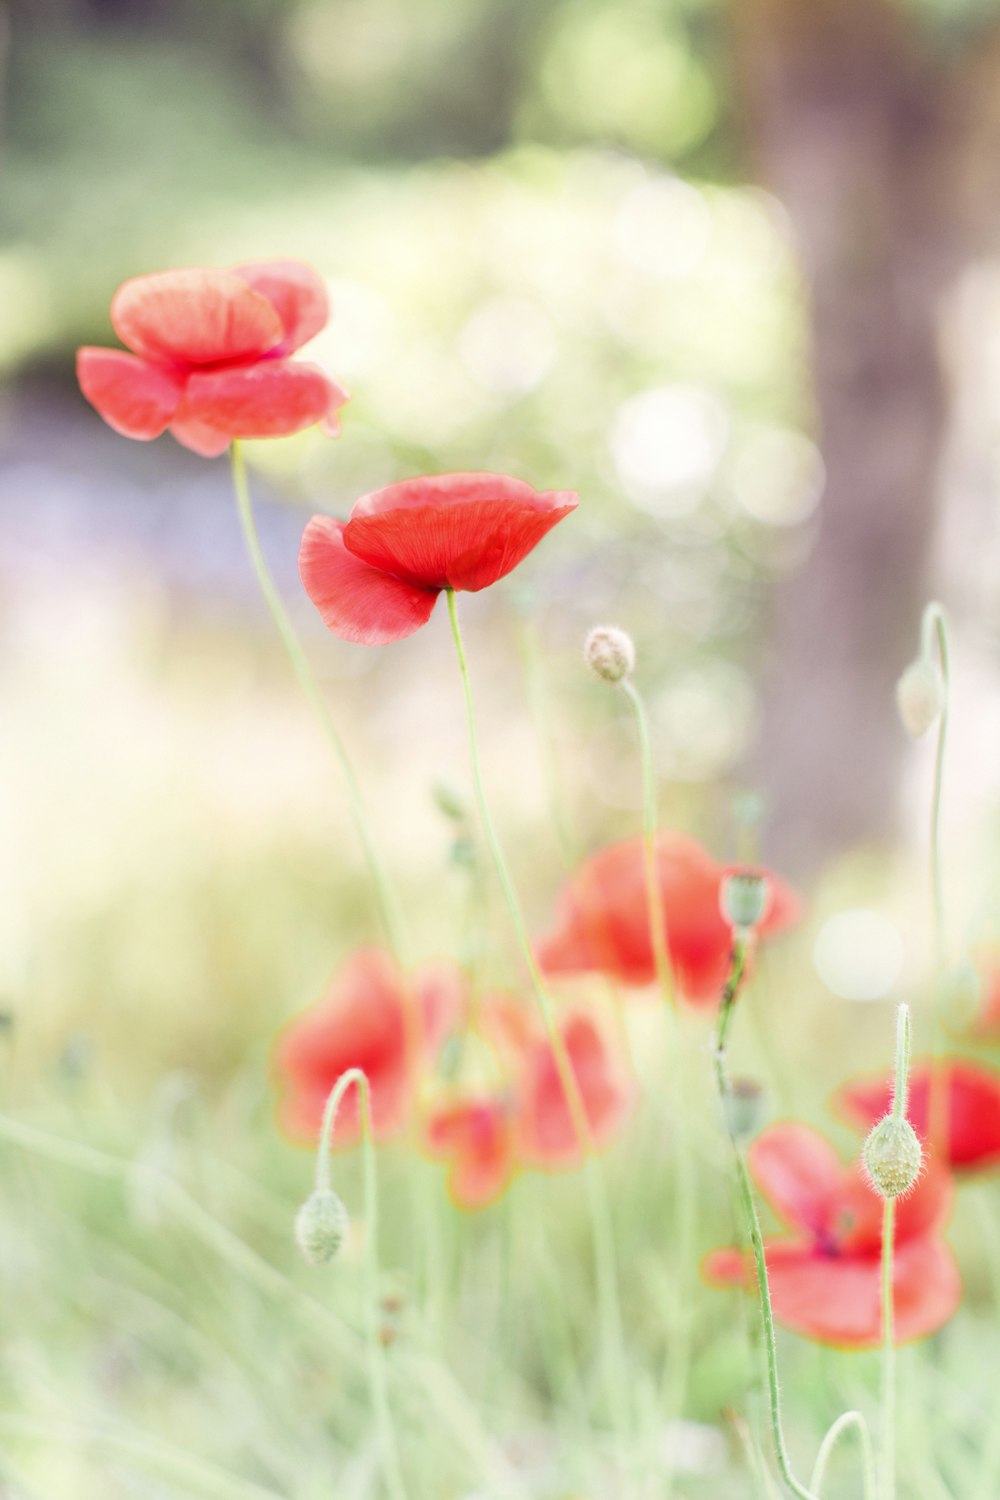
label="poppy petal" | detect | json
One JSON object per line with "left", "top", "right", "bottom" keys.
{"left": 704, "top": 1238, "right": 960, "bottom": 1348}
{"left": 76, "top": 348, "right": 183, "bottom": 439}
{"left": 343, "top": 473, "right": 578, "bottom": 593}
{"left": 181, "top": 360, "right": 347, "bottom": 439}
{"left": 299, "top": 516, "right": 439, "bottom": 646}
{"left": 232, "top": 260, "right": 329, "bottom": 356}
{"left": 111, "top": 268, "right": 284, "bottom": 366}
{"left": 747, "top": 1123, "right": 846, "bottom": 1235}
{"left": 518, "top": 1012, "right": 632, "bottom": 1168}
{"left": 835, "top": 1060, "right": 1000, "bottom": 1172}
{"left": 425, "top": 1097, "right": 517, "bottom": 1209}
{"left": 167, "top": 413, "right": 232, "bottom": 458}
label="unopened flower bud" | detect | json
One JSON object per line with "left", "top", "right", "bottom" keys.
{"left": 295, "top": 1187, "right": 348, "bottom": 1265}
{"left": 896, "top": 658, "right": 944, "bottom": 738}
{"left": 432, "top": 779, "right": 467, "bottom": 823}
{"left": 862, "top": 1115, "right": 922, "bottom": 1200}
{"left": 584, "top": 625, "right": 635, "bottom": 685}
{"left": 720, "top": 870, "right": 769, "bottom": 933}
{"left": 724, "top": 1076, "right": 767, "bottom": 1142}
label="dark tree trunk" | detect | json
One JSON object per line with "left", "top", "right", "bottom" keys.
{"left": 729, "top": 0, "right": 999, "bottom": 872}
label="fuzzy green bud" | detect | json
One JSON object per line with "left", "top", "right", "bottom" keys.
{"left": 720, "top": 870, "right": 769, "bottom": 932}
{"left": 584, "top": 625, "right": 635, "bottom": 684}
{"left": 723, "top": 1076, "right": 767, "bottom": 1143}
{"left": 896, "top": 658, "right": 944, "bottom": 738}
{"left": 295, "top": 1187, "right": 348, "bottom": 1265}
{"left": 862, "top": 1114, "right": 923, "bottom": 1200}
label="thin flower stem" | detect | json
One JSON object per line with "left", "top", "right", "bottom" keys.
{"left": 229, "top": 442, "right": 406, "bottom": 962}
{"left": 809, "top": 1412, "right": 877, "bottom": 1499}
{"left": 618, "top": 677, "right": 695, "bottom": 1475}
{"left": 444, "top": 588, "right": 629, "bottom": 1436}
{"left": 712, "top": 939, "right": 819, "bottom": 1500}
{"left": 920, "top": 602, "right": 949, "bottom": 1157}
{"left": 880, "top": 1198, "right": 897, "bottom": 1500}
{"left": 315, "top": 1069, "right": 408, "bottom": 1500}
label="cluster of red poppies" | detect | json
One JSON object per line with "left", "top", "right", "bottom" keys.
{"left": 77, "top": 259, "right": 1000, "bottom": 1355}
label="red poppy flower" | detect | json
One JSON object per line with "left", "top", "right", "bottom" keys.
{"left": 274, "top": 949, "right": 462, "bottom": 1144}
{"left": 424, "top": 1093, "right": 519, "bottom": 1209}
{"left": 834, "top": 1059, "right": 1000, "bottom": 1173}
{"left": 535, "top": 835, "right": 801, "bottom": 1004}
{"left": 423, "top": 1001, "right": 633, "bottom": 1207}
{"left": 299, "top": 473, "right": 578, "bottom": 645}
{"left": 704, "top": 1122, "right": 960, "bottom": 1347}
{"left": 77, "top": 261, "right": 348, "bottom": 457}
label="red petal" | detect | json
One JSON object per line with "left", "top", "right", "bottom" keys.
{"left": 232, "top": 260, "right": 329, "bottom": 356}
{"left": 836, "top": 1060, "right": 1000, "bottom": 1172}
{"left": 704, "top": 1237, "right": 960, "bottom": 1348}
{"left": 535, "top": 834, "right": 799, "bottom": 1001}
{"left": 299, "top": 516, "right": 439, "bottom": 646}
{"left": 518, "top": 1012, "right": 633, "bottom": 1168}
{"left": 343, "top": 473, "right": 578, "bottom": 593}
{"left": 425, "top": 1096, "right": 517, "bottom": 1209}
{"left": 167, "top": 413, "right": 232, "bottom": 458}
{"left": 111, "top": 268, "right": 283, "bottom": 366}
{"left": 747, "top": 1123, "right": 846, "bottom": 1234}
{"left": 181, "top": 360, "right": 346, "bottom": 438}
{"left": 835, "top": 1154, "right": 954, "bottom": 1253}
{"left": 273, "top": 949, "right": 413, "bottom": 1143}
{"left": 76, "top": 347, "right": 182, "bottom": 439}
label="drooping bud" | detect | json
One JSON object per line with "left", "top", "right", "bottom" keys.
{"left": 294, "top": 1187, "right": 349, "bottom": 1265}
{"left": 896, "top": 658, "right": 944, "bottom": 738}
{"left": 862, "top": 1114, "right": 923, "bottom": 1200}
{"left": 720, "top": 870, "right": 769, "bottom": 933}
{"left": 584, "top": 625, "right": 635, "bottom": 685}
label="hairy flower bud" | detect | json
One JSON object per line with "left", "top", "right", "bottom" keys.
{"left": 584, "top": 625, "right": 635, "bottom": 684}
{"left": 723, "top": 1076, "right": 767, "bottom": 1143}
{"left": 295, "top": 1187, "right": 348, "bottom": 1265}
{"left": 720, "top": 870, "right": 769, "bottom": 933}
{"left": 862, "top": 1115, "right": 922, "bottom": 1200}
{"left": 896, "top": 658, "right": 944, "bottom": 738}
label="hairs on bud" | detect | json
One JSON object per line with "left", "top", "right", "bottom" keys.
{"left": 584, "top": 625, "right": 635, "bottom": 685}
{"left": 862, "top": 1114, "right": 923, "bottom": 1200}
{"left": 295, "top": 1187, "right": 349, "bottom": 1265}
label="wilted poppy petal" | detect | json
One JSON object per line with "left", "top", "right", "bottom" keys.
{"left": 167, "top": 413, "right": 232, "bottom": 458}
{"left": 836, "top": 1060, "right": 1000, "bottom": 1172}
{"left": 111, "top": 268, "right": 283, "bottom": 366}
{"left": 233, "top": 260, "right": 329, "bottom": 356}
{"left": 518, "top": 1013, "right": 632, "bottom": 1168}
{"left": 300, "top": 516, "right": 439, "bottom": 646}
{"left": 343, "top": 473, "right": 579, "bottom": 593}
{"left": 705, "top": 1238, "right": 960, "bottom": 1348}
{"left": 425, "top": 1097, "right": 517, "bottom": 1209}
{"left": 76, "top": 348, "right": 183, "bottom": 439}
{"left": 747, "top": 1123, "right": 846, "bottom": 1235}
{"left": 182, "top": 360, "right": 345, "bottom": 438}
{"left": 274, "top": 949, "right": 413, "bottom": 1143}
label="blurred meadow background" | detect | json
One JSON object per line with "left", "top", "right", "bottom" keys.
{"left": 6, "top": 1, "right": 1000, "bottom": 1496}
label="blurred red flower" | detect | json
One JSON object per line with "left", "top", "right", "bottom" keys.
{"left": 423, "top": 1000, "right": 633, "bottom": 1208}
{"left": 704, "top": 1122, "right": 960, "bottom": 1347}
{"left": 78, "top": 261, "right": 348, "bottom": 457}
{"left": 535, "top": 835, "right": 801, "bottom": 1004}
{"left": 274, "top": 949, "right": 462, "bottom": 1144}
{"left": 299, "top": 473, "right": 578, "bottom": 645}
{"left": 834, "top": 1059, "right": 1000, "bottom": 1173}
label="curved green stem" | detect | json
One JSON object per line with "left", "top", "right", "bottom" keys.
{"left": 444, "top": 588, "right": 629, "bottom": 1435}
{"left": 712, "top": 940, "right": 819, "bottom": 1500}
{"left": 809, "top": 1412, "right": 877, "bottom": 1499}
{"left": 229, "top": 442, "right": 405, "bottom": 961}
{"left": 315, "top": 1069, "right": 408, "bottom": 1500}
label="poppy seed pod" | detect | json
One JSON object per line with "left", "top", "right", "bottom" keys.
{"left": 896, "top": 658, "right": 944, "bottom": 738}
{"left": 720, "top": 870, "right": 769, "bottom": 933}
{"left": 863, "top": 1115, "right": 923, "bottom": 1200}
{"left": 584, "top": 625, "right": 635, "bottom": 684}
{"left": 295, "top": 1187, "right": 349, "bottom": 1264}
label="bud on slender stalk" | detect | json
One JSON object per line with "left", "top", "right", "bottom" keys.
{"left": 720, "top": 870, "right": 769, "bottom": 934}
{"left": 863, "top": 1116, "right": 923, "bottom": 1200}
{"left": 584, "top": 625, "right": 635, "bottom": 685}
{"left": 295, "top": 1187, "right": 349, "bottom": 1265}
{"left": 896, "top": 658, "right": 944, "bottom": 738}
